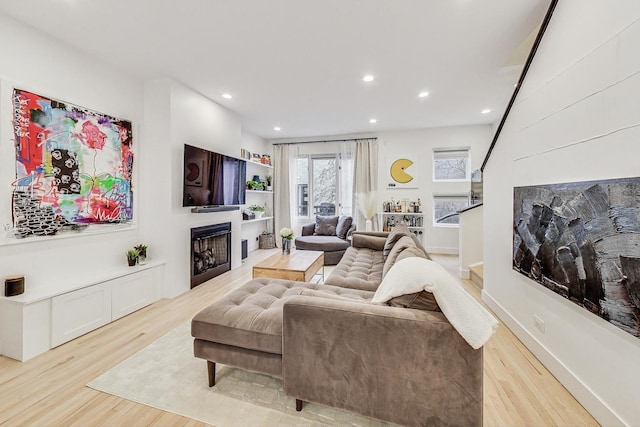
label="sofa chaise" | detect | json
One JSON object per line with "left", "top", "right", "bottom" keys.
{"left": 192, "top": 225, "right": 486, "bottom": 426}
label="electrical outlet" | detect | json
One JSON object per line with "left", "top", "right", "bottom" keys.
{"left": 534, "top": 315, "right": 545, "bottom": 333}
{"left": 256, "top": 237, "right": 259, "bottom": 241}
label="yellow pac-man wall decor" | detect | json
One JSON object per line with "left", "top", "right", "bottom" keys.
{"left": 390, "top": 158, "right": 414, "bottom": 183}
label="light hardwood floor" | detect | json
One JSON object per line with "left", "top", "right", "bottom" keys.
{"left": 0, "top": 251, "right": 598, "bottom": 426}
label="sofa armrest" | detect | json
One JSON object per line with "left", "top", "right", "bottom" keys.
{"left": 301, "top": 223, "right": 315, "bottom": 236}
{"left": 351, "top": 231, "right": 388, "bottom": 250}
{"left": 282, "top": 296, "right": 482, "bottom": 426}
{"left": 345, "top": 223, "right": 356, "bottom": 238}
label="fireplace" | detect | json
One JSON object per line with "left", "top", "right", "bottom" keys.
{"left": 190, "top": 222, "right": 231, "bottom": 288}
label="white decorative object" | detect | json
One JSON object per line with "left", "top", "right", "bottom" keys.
{"left": 372, "top": 257, "right": 498, "bottom": 349}
{"left": 357, "top": 191, "right": 377, "bottom": 230}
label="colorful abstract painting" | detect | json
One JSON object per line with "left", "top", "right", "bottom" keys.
{"left": 11, "top": 89, "right": 133, "bottom": 238}
{"left": 513, "top": 177, "right": 640, "bottom": 338}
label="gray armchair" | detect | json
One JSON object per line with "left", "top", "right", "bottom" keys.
{"left": 294, "top": 215, "right": 355, "bottom": 265}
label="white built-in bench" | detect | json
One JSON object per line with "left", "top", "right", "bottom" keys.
{"left": 0, "top": 260, "right": 165, "bottom": 361}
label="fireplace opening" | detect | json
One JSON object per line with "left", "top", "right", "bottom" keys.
{"left": 190, "top": 222, "right": 231, "bottom": 288}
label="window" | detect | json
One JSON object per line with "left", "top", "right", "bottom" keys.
{"left": 433, "top": 194, "right": 469, "bottom": 226}
{"left": 433, "top": 148, "right": 470, "bottom": 181}
{"left": 296, "top": 154, "right": 352, "bottom": 218}
{"left": 296, "top": 157, "right": 309, "bottom": 216}
{"left": 312, "top": 157, "right": 337, "bottom": 214}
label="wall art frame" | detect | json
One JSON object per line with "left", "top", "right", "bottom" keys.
{"left": 513, "top": 177, "right": 640, "bottom": 338}
{"left": 1, "top": 86, "right": 135, "bottom": 243}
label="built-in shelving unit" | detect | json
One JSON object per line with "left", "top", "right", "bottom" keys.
{"left": 377, "top": 212, "right": 425, "bottom": 237}
{"left": 242, "top": 216, "right": 274, "bottom": 224}
{"left": 0, "top": 260, "right": 165, "bottom": 361}
{"left": 246, "top": 190, "right": 273, "bottom": 194}
{"left": 241, "top": 158, "right": 274, "bottom": 252}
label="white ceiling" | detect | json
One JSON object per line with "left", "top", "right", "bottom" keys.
{"left": 0, "top": 0, "right": 549, "bottom": 140}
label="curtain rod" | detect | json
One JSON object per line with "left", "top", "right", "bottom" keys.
{"left": 272, "top": 137, "right": 377, "bottom": 145}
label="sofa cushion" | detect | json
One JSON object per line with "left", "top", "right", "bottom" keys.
{"left": 352, "top": 233, "right": 387, "bottom": 251}
{"left": 191, "top": 278, "right": 373, "bottom": 354}
{"left": 295, "top": 235, "right": 350, "bottom": 252}
{"left": 299, "top": 288, "right": 375, "bottom": 303}
{"left": 396, "top": 245, "right": 429, "bottom": 263}
{"left": 388, "top": 291, "right": 440, "bottom": 311}
{"left": 373, "top": 257, "right": 441, "bottom": 312}
{"left": 408, "top": 233, "right": 431, "bottom": 260}
{"left": 382, "top": 224, "right": 412, "bottom": 259}
{"left": 382, "top": 235, "right": 416, "bottom": 277}
{"left": 314, "top": 215, "right": 339, "bottom": 236}
{"left": 335, "top": 215, "right": 353, "bottom": 239}
{"left": 324, "top": 246, "right": 384, "bottom": 291}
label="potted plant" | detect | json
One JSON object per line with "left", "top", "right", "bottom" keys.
{"left": 126, "top": 249, "right": 139, "bottom": 266}
{"left": 279, "top": 227, "right": 294, "bottom": 254}
{"left": 246, "top": 180, "right": 264, "bottom": 191}
{"left": 135, "top": 244, "right": 148, "bottom": 265}
{"left": 248, "top": 204, "right": 266, "bottom": 219}
{"left": 265, "top": 175, "right": 272, "bottom": 191}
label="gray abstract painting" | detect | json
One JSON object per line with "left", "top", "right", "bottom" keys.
{"left": 513, "top": 177, "right": 640, "bottom": 338}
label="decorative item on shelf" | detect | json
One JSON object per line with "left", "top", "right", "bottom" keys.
{"left": 135, "top": 244, "right": 148, "bottom": 265}
{"left": 126, "top": 249, "right": 139, "bottom": 267}
{"left": 258, "top": 231, "right": 276, "bottom": 249}
{"left": 265, "top": 175, "right": 272, "bottom": 191}
{"left": 242, "top": 209, "right": 255, "bottom": 220}
{"left": 246, "top": 180, "right": 264, "bottom": 191}
{"left": 280, "top": 227, "right": 294, "bottom": 255}
{"left": 4, "top": 275, "right": 25, "bottom": 297}
{"left": 248, "top": 204, "right": 265, "bottom": 219}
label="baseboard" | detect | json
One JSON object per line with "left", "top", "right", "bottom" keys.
{"left": 482, "top": 290, "right": 624, "bottom": 427}
{"left": 459, "top": 268, "right": 470, "bottom": 279}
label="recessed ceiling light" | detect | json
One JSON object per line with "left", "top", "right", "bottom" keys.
{"left": 363, "top": 75, "right": 374, "bottom": 82}
{"left": 274, "top": 126, "right": 281, "bottom": 131}
{"left": 222, "top": 93, "right": 232, "bottom": 99}
{"left": 369, "top": 118, "right": 377, "bottom": 124}
{"left": 418, "top": 91, "right": 430, "bottom": 98}
{"left": 481, "top": 108, "right": 492, "bottom": 114}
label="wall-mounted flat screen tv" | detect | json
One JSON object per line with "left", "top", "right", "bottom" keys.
{"left": 182, "top": 144, "right": 246, "bottom": 207}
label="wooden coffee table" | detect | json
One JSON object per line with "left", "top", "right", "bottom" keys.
{"left": 252, "top": 250, "right": 324, "bottom": 282}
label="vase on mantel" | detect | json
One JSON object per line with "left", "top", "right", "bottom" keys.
{"left": 282, "top": 238, "right": 291, "bottom": 255}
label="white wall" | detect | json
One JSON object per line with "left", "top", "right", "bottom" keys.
{"left": 459, "top": 204, "right": 483, "bottom": 279}
{"left": 142, "top": 79, "right": 271, "bottom": 297}
{"left": 377, "top": 126, "right": 491, "bottom": 254}
{"left": 0, "top": 14, "right": 144, "bottom": 295}
{"left": 483, "top": 1, "right": 640, "bottom": 425}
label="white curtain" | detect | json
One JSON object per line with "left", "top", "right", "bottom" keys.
{"left": 353, "top": 139, "right": 379, "bottom": 230}
{"left": 339, "top": 141, "right": 355, "bottom": 217}
{"left": 274, "top": 144, "right": 298, "bottom": 246}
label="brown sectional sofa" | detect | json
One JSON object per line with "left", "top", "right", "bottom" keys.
{"left": 192, "top": 227, "right": 482, "bottom": 426}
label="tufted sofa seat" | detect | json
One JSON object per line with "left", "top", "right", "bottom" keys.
{"left": 192, "top": 277, "right": 374, "bottom": 379}
{"left": 323, "top": 246, "right": 384, "bottom": 291}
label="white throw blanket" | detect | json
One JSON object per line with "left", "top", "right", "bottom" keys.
{"left": 372, "top": 257, "right": 498, "bottom": 349}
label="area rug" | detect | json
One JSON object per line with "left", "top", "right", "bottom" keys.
{"left": 88, "top": 322, "right": 395, "bottom": 426}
